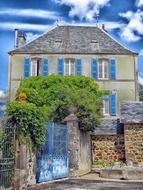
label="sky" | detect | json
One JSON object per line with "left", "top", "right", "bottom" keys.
{"left": 0, "top": 0, "right": 143, "bottom": 92}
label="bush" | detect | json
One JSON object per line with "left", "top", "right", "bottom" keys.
{"left": 7, "top": 75, "right": 108, "bottom": 149}
{"left": 7, "top": 102, "right": 47, "bottom": 150}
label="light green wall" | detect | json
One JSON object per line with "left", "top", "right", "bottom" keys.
{"left": 9, "top": 54, "right": 137, "bottom": 113}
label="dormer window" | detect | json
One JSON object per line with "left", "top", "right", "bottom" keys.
{"left": 91, "top": 40, "right": 99, "bottom": 51}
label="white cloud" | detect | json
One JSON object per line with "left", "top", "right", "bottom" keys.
{"left": 120, "top": 27, "right": 141, "bottom": 42}
{"left": 0, "top": 90, "right": 7, "bottom": 99}
{"left": 55, "top": 0, "right": 111, "bottom": 21}
{"left": 139, "top": 49, "right": 143, "bottom": 56}
{"left": 138, "top": 76, "right": 143, "bottom": 86}
{"left": 0, "top": 105, "right": 6, "bottom": 112}
{"left": 119, "top": 10, "right": 143, "bottom": 42}
{"left": 0, "top": 8, "right": 59, "bottom": 20}
{"left": 101, "top": 21, "right": 124, "bottom": 30}
{"left": 0, "top": 22, "right": 51, "bottom": 31}
{"left": 119, "top": 11, "right": 134, "bottom": 21}
{"left": 136, "top": 0, "right": 143, "bottom": 7}
{"left": 25, "top": 32, "right": 40, "bottom": 42}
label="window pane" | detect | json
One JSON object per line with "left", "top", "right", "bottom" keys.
{"left": 38, "top": 60, "right": 42, "bottom": 75}
{"left": 65, "top": 62, "right": 69, "bottom": 75}
{"left": 31, "top": 60, "right": 37, "bottom": 76}
{"left": 98, "top": 61, "right": 103, "bottom": 78}
{"left": 71, "top": 61, "right": 75, "bottom": 75}
{"left": 65, "top": 59, "right": 75, "bottom": 76}
{"left": 104, "top": 60, "right": 109, "bottom": 79}
{"left": 103, "top": 97, "right": 109, "bottom": 115}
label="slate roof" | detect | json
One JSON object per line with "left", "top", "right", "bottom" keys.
{"left": 120, "top": 101, "right": 143, "bottom": 123}
{"left": 94, "top": 118, "right": 117, "bottom": 135}
{"left": 9, "top": 25, "right": 137, "bottom": 55}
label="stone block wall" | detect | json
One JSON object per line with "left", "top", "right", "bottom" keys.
{"left": 124, "top": 124, "right": 143, "bottom": 166}
{"left": 92, "top": 134, "right": 125, "bottom": 162}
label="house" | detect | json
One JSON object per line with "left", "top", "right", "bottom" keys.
{"left": 8, "top": 25, "right": 138, "bottom": 123}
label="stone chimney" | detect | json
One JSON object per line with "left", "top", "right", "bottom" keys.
{"left": 18, "top": 31, "right": 26, "bottom": 47}
{"left": 14, "top": 29, "right": 19, "bottom": 48}
{"left": 102, "top": 24, "right": 107, "bottom": 32}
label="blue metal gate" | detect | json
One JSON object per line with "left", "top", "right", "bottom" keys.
{"left": 36, "top": 123, "right": 69, "bottom": 183}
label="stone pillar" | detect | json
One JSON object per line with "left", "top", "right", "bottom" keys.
{"left": 64, "top": 107, "right": 80, "bottom": 176}
{"left": 14, "top": 141, "right": 36, "bottom": 190}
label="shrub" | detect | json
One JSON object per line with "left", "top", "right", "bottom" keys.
{"left": 7, "top": 75, "right": 108, "bottom": 149}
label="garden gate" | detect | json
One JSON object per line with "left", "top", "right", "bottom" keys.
{"left": 0, "top": 122, "right": 15, "bottom": 189}
{"left": 36, "top": 123, "right": 69, "bottom": 183}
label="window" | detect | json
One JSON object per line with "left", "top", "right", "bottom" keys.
{"left": 103, "top": 96, "right": 110, "bottom": 115}
{"left": 64, "top": 59, "right": 75, "bottom": 76}
{"left": 98, "top": 59, "right": 109, "bottom": 79}
{"left": 102, "top": 93, "right": 117, "bottom": 116}
{"left": 30, "top": 59, "right": 42, "bottom": 76}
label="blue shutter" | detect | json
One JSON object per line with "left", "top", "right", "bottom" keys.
{"left": 76, "top": 59, "right": 82, "bottom": 75}
{"left": 110, "top": 93, "right": 117, "bottom": 116}
{"left": 42, "top": 58, "right": 49, "bottom": 76}
{"left": 110, "top": 59, "right": 116, "bottom": 80}
{"left": 57, "top": 58, "right": 64, "bottom": 75}
{"left": 24, "top": 57, "right": 30, "bottom": 78}
{"left": 91, "top": 59, "right": 98, "bottom": 79}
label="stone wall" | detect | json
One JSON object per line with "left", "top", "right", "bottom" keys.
{"left": 124, "top": 123, "right": 143, "bottom": 166}
{"left": 79, "top": 131, "right": 91, "bottom": 173}
{"left": 14, "top": 141, "right": 36, "bottom": 190}
{"left": 92, "top": 134, "right": 125, "bottom": 162}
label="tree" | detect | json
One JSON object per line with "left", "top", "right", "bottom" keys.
{"left": 7, "top": 75, "right": 108, "bottom": 149}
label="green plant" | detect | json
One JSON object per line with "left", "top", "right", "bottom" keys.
{"left": 0, "top": 128, "right": 5, "bottom": 151}
{"left": 7, "top": 75, "right": 108, "bottom": 150}
{"left": 93, "top": 159, "right": 114, "bottom": 168}
{"left": 7, "top": 102, "right": 47, "bottom": 150}
{"left": 139, "top": 91, "right": 143, "bottom": 101}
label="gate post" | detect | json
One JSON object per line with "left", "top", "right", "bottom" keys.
{"left": 64, "top": 106, "right": 80, "bottom": 177}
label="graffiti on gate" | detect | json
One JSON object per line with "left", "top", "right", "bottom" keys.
{"left": 36, "top": 123, "right": 69, "bottom": 183}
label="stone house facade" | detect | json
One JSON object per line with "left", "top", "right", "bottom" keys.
{"left": 8, "top": 25, "right": 138, "bottom": 128}
{"left": 7, "top": 26, "right": 143, "bottom": 186}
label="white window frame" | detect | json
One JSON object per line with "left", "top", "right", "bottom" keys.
{"left": 103, "top": 97, "right": 110, "bottom": 116}
{"left": 30, "top": 58, "right": 42, "bottom": 76}
{"left": 64, "top": 59, "right": 75, "bottom": 76}
{"left": 98, "top": 59, "right": 109, "bottom": 80}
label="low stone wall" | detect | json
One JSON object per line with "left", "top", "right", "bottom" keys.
{"left": 124, "top": 123, "right": 143, "bottom": 166}
{"left": 92, "top": 134, "right": 125, "bottom": 162}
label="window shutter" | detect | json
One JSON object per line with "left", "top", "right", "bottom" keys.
{"left": 110, "top": 59, "right": 116, "bottom": 80}
{"left": 110, "top": 93, "right": 117, "bottom": 116}
{"left": 42, "top": 58, "right": 49, "bottom": 76}
{"left": 91, "top": 58, "right": 98, "bottom": 79}
{"left": 57, "top": 58, "right": 64, "bottom": 75}
{"left": 76, "top": 59, "right": 82, "bottom": 75}
{"left": 24, "top": 57, "right": 30, "bottom": 78}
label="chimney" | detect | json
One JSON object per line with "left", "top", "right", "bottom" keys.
{"left": 18, "top": 31, "right": 26, "bottom": 47}
{"left": 102, "top": 24, "right": 107, "bottom": 32}
{"left": 14, "top": 29, "right": 19, "bottom": 48}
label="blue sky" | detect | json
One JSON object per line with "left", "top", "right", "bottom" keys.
{"left": 0, "top": 0, "right": 143, "bottom": 91}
